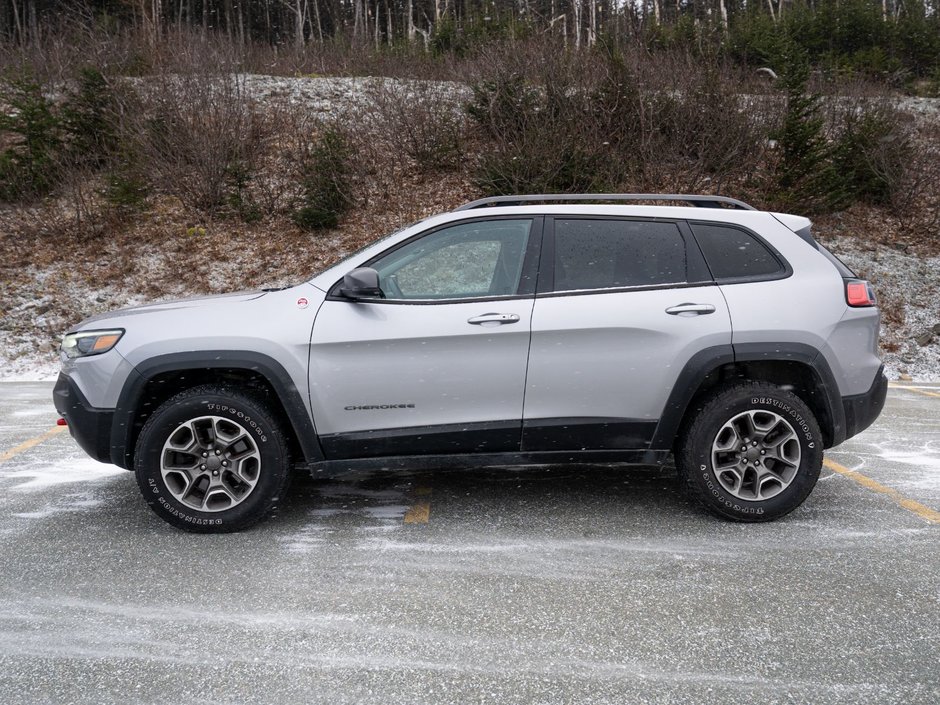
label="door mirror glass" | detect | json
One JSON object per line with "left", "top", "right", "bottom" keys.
{"left": 340, "top": 267, "right": 384, "bottom": 300}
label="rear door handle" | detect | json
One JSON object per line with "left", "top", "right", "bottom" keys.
{"left": 467, "top": 312, "right": 521, "bottom": 325}
{"left": 665, "top": 303, "right": 716, "bottom": 316}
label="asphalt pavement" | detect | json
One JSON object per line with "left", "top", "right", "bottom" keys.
{"left": 0, "top": 381, "right": 938, "bottom": 705}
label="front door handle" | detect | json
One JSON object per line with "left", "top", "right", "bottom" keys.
{"left": 467, "top": 312, "right": 521, "bottom": 325}
{"left": 665, "top": 303, "right": 716, "bottom": 316}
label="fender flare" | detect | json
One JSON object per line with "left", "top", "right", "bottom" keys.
{"left": 650, "top": 343, "right": 845, "bottom": 451}
{"left": 110, "top": 351, "right": 324, "bottom": 469}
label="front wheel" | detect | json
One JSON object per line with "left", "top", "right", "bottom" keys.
{"left": 675, "top": 382, "right": 823, "bottom": 522}
{"left": 134, "top": 385, "right": 291, "bottom": 533}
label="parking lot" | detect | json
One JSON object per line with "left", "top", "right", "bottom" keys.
{"left": 0, "top": 382, "right": 938, "bottom": 704}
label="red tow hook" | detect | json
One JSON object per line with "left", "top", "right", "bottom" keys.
{"left": 56, "top": 418, "right": 68, "bottom": 426}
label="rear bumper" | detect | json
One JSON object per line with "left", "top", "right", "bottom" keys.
{"left": 53, "top": 373, "right": 115, "bottom": 464}
{"left": 841, "top": 365, "right": 887, "bottom": 443}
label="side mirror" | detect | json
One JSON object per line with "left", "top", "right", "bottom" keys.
{"left": 340, "top": 267, "right": 384, "bottom": 300}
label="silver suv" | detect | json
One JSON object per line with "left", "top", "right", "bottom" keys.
{"left": 53, "top": 194, "right": 887, "bottom": 532}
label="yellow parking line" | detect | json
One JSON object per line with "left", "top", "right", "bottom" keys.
{"left": 823, "top": 458, "right": 940, "bottom": 525}
{"left": 0, "top": 426, "right": 67, "bottom": 464}
{"left": 888, "top": 384, "right": 940, "bottom": 399}
{"left": 404, "top": 487, "right": 432, "bottom": 524}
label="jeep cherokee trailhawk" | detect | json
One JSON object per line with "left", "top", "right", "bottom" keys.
{"left": 54, "top": 194, "right": 887, "bottom": 531}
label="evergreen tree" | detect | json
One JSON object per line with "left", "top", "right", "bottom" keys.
{"left": 773, "top": 42, "right": 845, "bottom": 214}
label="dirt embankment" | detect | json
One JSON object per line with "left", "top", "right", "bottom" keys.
{"left": 1, "top": 76, "right": 938, "bottom": 380}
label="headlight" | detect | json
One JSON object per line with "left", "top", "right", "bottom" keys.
{"left": 61, "top": 329, "right": 124, "bottom": 359}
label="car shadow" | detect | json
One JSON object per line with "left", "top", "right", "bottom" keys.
{"left": 276, "top": 462, "right": 698, "bottom": 533}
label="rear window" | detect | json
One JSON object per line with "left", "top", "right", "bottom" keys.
{"left": 690, "top": 223, "right": 786, "bottom": 281}
{"left": 817, "top": 244, "right": 856, "bottom": 278}
{"left": 553, "top": 219, "right": 687, "bottom": 292}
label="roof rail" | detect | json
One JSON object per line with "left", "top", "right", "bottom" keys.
{"left": 455, "top": 193, "right": 757, "bottom": 211}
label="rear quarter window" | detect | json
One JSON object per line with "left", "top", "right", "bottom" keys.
{"left": 690, "top": 222, "right": 787, "bottom": 282}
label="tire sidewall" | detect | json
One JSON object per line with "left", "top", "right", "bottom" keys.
{"left": 135, "top": 391, "right": 287, "bottom": 531}
{"left": 686, "top": 388, "right": 823, "bottom": 520}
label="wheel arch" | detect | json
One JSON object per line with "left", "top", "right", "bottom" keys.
{"left": 110, "top": 351, "right": 323, "bottom": 469}
{"left": 651, "top": 343, "right": 846, "bottom": 452}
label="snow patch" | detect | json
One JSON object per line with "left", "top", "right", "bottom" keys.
{"left": 13, "top": 495, "right": 106, "bottom": 519}
{"left": 0, "top": 456, "right": 125, "bottom": 491}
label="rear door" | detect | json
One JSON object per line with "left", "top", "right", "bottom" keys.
{"left": 310, "top": 217, "right": 541, "bottom": 459}
{"left": 522, "top": 216, "right": 732, "bottom": 451}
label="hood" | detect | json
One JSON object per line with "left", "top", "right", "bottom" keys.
{"left": 76, "top": 290, "right": 268, "bottom": 329}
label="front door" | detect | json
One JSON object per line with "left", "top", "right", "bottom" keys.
{"left": 310, "top": 217, "right": 541, "bottom": 459}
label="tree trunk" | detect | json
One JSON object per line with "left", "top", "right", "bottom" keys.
{"left": 573, "top": 0, "right": 581, "bottom": 49}
{"left": 406, "top": 0, "right": 415, "bottom": 42}
{"left": 588, "top": 0, "right": 596, "bottom": 46}
{"left": 353, "top": 0, "right": 364, "bottom": 40}
{"left": 10, "top": 0, "right": 23, "bottom": 43}
{"left": 312, "top": 0, "right": 323, "bottom": 41}
{"left": 294, "top": 1, "right": 305, "bottom": 46}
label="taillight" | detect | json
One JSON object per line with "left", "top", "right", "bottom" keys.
{"left": 845, "top": 279, "right": 877, "bottom": 307}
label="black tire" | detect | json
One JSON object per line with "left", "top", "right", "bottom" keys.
{"left": 675, "top": 381, "right": 823, "bottom": 522}
{"left": 134, "top": 385, "right": 291, "bottom": 533}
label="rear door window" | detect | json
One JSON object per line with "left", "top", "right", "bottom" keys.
{"left": 551, "top": 219, "right": 688, "bottom": 292}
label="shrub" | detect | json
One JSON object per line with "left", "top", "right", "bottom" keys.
{"left": 364, "top": 79, "right": 466, "bottom": 171}
{"left": 131, "top": 72, "right": 267, "bottom": 212}
{"left": 103, "top": 165, "right": 149, "bottom": 210}
{"left": 60, "top": 67, "right": 120, "bottom": 169}
{"left": 466, "top": 62, "right": 621, "bottom": 195}
{"left": 0, "top": 75, "right": 62, "bottom": 201}
{"left": 292, "top": 127, "right": 352, "bottom": 231}
{"left": 832, "top": 106, "right": 912, "bottom": 206}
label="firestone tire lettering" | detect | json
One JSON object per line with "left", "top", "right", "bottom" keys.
{"left": 134, "top": 385, "right": 290, "bottom": 534}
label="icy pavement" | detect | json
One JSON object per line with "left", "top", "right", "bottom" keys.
{"left": 0, "top": 382, "right": 938, "bottom": 704}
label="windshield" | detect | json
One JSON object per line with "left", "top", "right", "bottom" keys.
{"left": 307, "top": 219, "right": 428, "bottom": 282}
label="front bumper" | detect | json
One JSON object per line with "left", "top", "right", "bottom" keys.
{"left": 53, "top": 373, "right": 115, "bottom": 464}
{"left": 841, "top": 365, "right": 888, "bottom": 442}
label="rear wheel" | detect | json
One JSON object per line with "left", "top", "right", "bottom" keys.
{"left": 134, "top": 385, "right": 291, "bottom": 533}
{"left": 676, "top": 382, "right": 823, "bottom": 522}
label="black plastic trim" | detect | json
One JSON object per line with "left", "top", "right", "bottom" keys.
{"left": 649, "top": 342, "right": 847, "bottom": 450}
{"left": 650, "top": 345, "right": 735, "bottom": 450}
{"left": 111, "top": 351, "right": 324, "bottom": 469}
{"left": 522, "top": 417, "right": 657, "bottom": 451}
{"left": 842, "top": 366, "right": 887, "bottom": 443}
{"left": 320, "top": 420, "right": 521, "bottom": 459}
{"left": 321, "top": 416, "right": 659, "bottom": 460}
{"left": 734, "top": 342, "right": 846, "bottom": 448}
{"left": 535, "top": 280, "right": 719, "bottom": 300}
{"left": 309, "top": 449, "right": 671, "bottom": 476}
{"left": 53, "top": 373, "right": 115, "bottom": 464}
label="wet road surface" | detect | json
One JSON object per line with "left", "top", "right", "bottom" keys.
{"left": 1, "top": 382, "right": 938, "bottom": 704}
